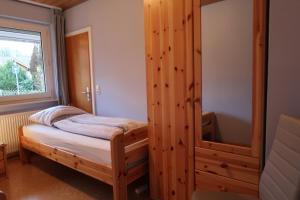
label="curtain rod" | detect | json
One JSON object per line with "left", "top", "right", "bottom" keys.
{"left": 17, "top": 0, "right": 62, "bottom": 11}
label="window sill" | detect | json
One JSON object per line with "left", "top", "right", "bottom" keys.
{"left": 0, "top": 99, "right": 58, "bottom": 115}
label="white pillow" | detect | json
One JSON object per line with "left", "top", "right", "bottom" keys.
{"left": 29, "top": 105, "right": 86, "bottom": 126}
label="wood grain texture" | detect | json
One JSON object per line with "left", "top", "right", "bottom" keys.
{"left": 195, "top": 147, "right": 260, "bottom": 169}
{"left": 19, "top": 126, "right": 148, "bottom": 200}
{"left": 195, "top": 148, "right": 260, "bottom": 185}
{"left": 193, "top": 0, "right": 266, "bottom": 196}
{"left": 251, "top": 0, "right": 266, "bottom": 158}
{"left": 193, "top": 0, "right": 266, "bottom": 157}
{"left": 124, "top": 126, "right": 148, "bottom": 146}
{"left": 0, "top": 144, "right": 7, "bottom": 178}
{"left": 66, "top": 32, "right": 93, "bottom": 113}
{"left": 125, "top": 139, "right": 148, "bottom": 166}
{"left": 111, "top": 133, "right": 127, "bottom": 200}
{"left": 144, "top": 0, "right": 194, "bottom": 199}
{"left": 193, "top": 0, "right": 266, "bottom": 155}
{"left": 31, "top": 0, "right": 87, "bottom": 10}
{"left": 193, "top": 0, "right": 254, "bottom": 156}
{"left": 195, "top": 170, "right": 259, "bottom": 196}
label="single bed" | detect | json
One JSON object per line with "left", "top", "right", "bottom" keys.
{"left": 18, "top": 108, "right": 148, "bottom": 200}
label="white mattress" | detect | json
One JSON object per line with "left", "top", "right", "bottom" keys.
{"left": 23, "top": 124, "right": 112, "bottom": 165}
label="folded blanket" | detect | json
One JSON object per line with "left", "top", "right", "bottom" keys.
{"left": 30, "top": 106, "right": 146, "bottom": 140}
{"left": 29, "top": 105, "right": 86, "bottom": 126}
{"left": 53, "top": 114, "right": 147, "bottom": 140}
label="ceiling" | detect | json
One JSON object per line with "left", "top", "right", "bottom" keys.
{"left": 29, "top": 0, "right": 88, "bottom": 10}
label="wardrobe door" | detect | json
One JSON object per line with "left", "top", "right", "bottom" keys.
{"left": 193, "top": 0, "right": 266, "bottom": 196}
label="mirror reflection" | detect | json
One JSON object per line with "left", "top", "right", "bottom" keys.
{"left": 201, "top": 0, "right": 253, "bottom": 146}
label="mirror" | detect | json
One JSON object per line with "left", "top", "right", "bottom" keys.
{"left": 201, "top": 0, "right": 253, "bottom": 146}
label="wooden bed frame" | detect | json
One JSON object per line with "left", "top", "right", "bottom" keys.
{"left": 18, "top": 126, "right": 148, "bottom": 200}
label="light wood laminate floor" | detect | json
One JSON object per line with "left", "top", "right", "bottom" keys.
{"left": 0, "top": 156, "right": 149, "bottom": 200}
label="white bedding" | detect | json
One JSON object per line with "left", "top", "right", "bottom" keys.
{"left": 28, "top": 106, "right": 146, "bottom": 140}
{"left": 23, "top": 124, "right": 112, "bottom": 165}
{"left": 53, "top": 114, "right": 146, "bottom": 140}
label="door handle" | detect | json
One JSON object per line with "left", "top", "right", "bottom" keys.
{"left": 82, "top": 87, "right": 91, "bottom": 102}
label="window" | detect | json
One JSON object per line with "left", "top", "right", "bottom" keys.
{"left": 0, "top": 18, "right": 55, "bottom": 105}
{"left": 0, "top": 28, "right": 46, "bottom": 96}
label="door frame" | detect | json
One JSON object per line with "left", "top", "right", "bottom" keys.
{"left": 65, "top": 27, "right": 96, "bottom": 114}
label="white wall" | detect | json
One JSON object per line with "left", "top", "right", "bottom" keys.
{"left": 266, "top": 0, "right": 300, "bottom": 156}
{"left": 64, "top": 0, "right": 147, "bottom": 121}
{"left": 0, "top": 0, "right": 51, "bottom": 24}
{"left": 202, "top": 0, "right": 253, "bottom": 145}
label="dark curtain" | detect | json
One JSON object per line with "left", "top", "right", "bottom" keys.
{"left": 52, "top": 9, "right": 69, "bottom": 105}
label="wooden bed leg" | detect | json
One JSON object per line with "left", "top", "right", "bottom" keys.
{"left": 111, "top": 133, "right": 127, "bottom": 200}
{"left": 20, "top": 147, "right": 31, "bottom": 164}
{"left": 18, "top": 127, "right": 31, "bottom": 164}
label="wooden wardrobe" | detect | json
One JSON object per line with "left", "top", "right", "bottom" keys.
{"left": 144, "top": 0, "right": 266, "bottom": 199}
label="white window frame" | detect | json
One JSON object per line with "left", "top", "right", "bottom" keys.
{"left": 0, "top": 18, "right": 56, "bottom": 105}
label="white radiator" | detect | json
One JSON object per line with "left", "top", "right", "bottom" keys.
{"left": 0, "top": 110, "right": 38, "bottom": 154}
